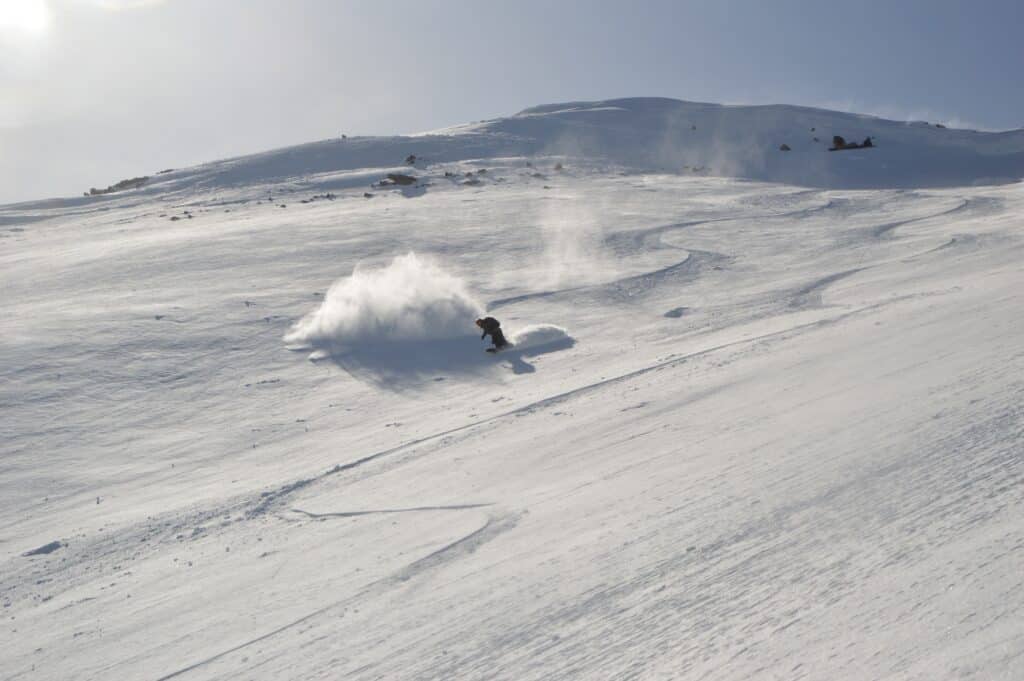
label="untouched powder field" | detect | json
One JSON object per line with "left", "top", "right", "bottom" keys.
{"left": 1, "top": 99, "right": 1023, "bottom": 680}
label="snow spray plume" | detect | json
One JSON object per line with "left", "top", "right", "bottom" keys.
{"left": 284, "top": 253, "right": 484, "bottom": 355}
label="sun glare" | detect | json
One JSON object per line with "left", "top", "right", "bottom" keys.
{"left": 0, "top": 0, "right": 52, "bottom": 35}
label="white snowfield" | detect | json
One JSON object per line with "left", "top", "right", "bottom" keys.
{"left": 1, "top": 98, "right": 1022, "bottom": 680}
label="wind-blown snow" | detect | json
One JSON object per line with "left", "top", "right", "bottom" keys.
{"left": 1, "top": 98, "right": 1023, "bottom": 681}
{"left": 537, "top": 197, "right": 617, "bottom": 288}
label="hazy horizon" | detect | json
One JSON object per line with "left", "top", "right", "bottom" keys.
{"left": 2, "top": 0, "right": 1021, "bottom": 204}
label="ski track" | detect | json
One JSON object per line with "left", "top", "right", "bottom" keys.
{"left": 488, "top": 187, "right": 968, "bottom": 316}
{"left": 788, "top": 268, "right": 866, "bottom": 308}
{"left": 290, "top": 504, "right": 493, "bottom": 519}
{"left": 154, "top": 512, "right": 519, "bottom": 681}
{"left": 870, "top": 195, "right": 1004, "bottom": 239}
{"left": 489, "top": 197, "right": 838, "bottom": 311}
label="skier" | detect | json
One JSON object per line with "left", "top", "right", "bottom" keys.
{"left": 476, "top": 317, "right": 509, "bottom": 352}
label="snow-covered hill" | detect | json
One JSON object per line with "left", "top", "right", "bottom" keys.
{"left": 167, "top": 97, "right": 1024, "bottom": 191}
{"left": 1, "top": 99, "right": 1023, "bottom": 680}
{"left": 8, "top": 97, "right": 1023, "bottom": 213}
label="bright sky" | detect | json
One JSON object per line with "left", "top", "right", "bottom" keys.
{"left": 1, "top": 0, "right": 1021, "bottom": 204}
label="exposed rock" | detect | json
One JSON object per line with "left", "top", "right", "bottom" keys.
{"left": 829, "top": 135, "right": 875, "bottom": 151}
{"left": 779, "top": 144, "right": 791, "bottom": 151}
{"left": 87, "top": 175, "right": 149, "bottom": 196}
{"left": 385, "top": 173, "right": 417, "bottom": 186}
{"left": 299, "top": 193, "right": 337, "bottom": 204}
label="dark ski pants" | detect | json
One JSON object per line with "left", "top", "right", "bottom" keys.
{"left": 490, "top": 329, "right": 508, "bottom": 348}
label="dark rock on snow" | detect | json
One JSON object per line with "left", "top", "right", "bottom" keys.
{"left": 829, "top": 135, "right": 875, "bottom": 151}
{"left": 384, "top": 173, "right": 417, "bottom": 186}
{"left": 85, "top": 175, "right": 149, "bottom": 196}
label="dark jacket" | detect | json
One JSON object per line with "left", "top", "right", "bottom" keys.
{"left": 478, "top": 317, "right": 508, "bottom": 347}
{"left": 479, "top": 317, "right": 501, "bottom": 338}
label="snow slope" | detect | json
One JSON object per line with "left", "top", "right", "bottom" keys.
{"left": 1, "top": 99, "right": 1023, "bottom": 680}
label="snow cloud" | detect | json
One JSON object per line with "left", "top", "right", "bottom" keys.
{"left": 537, "top": 191, "right": 616, "bottom": 289}
{"left": 284, "top": 252, "right": 484, "bottom": 355}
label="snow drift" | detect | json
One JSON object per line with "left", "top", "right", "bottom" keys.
{"left": 508, "top": 324, "right": 574, "bottom": 353}
{"left": 284, "top": 252, "right": 483, "bottom": 357}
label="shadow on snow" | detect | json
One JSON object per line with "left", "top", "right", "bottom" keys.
{"left": 298, "top": 332, "right": 575, "bottom": 390}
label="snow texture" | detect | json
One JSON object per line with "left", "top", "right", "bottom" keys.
{"left": 1, "top": 97, "right": 1023, "bottom": 681}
